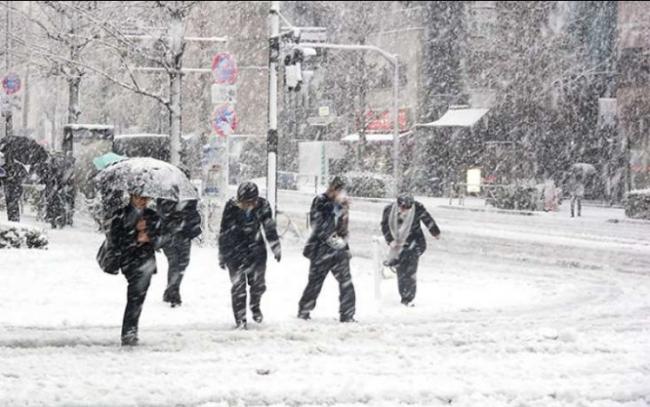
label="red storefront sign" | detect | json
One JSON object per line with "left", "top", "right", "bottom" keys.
{"left": 363, "top": 109, "right": 409, "bottom": 133}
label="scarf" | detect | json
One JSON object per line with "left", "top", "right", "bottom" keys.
{"left": 387, "top": 202, "right": 415, "bottom": 261}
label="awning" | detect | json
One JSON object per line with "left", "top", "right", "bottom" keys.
{"left": 342, "top": 131, "right": 412, "bottom": 143}
{"left": 417, "top": 108, "right": 488, "bottom": 128}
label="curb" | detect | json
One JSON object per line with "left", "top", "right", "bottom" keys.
{"left": 437, "top": 205, "right": 537, "bottom": 217}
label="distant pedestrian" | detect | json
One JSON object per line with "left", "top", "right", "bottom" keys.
{"left": 569, "top": 173, "right": 585, "bottom": 217}
{"left": 380, "top": 194, "right": 440, "bottom": 307}
{"left": 45, "top": 153, "right": 65, "bottom": 228}
{"left": 218, "top": 182, "right": 281, "bottom": 329}
{"left": 158, "top": 198, "right": 202, "bottom": 307}
{"left": 61, "top": 152, "right": 76, "bottom": 226}
{"left": 108, "top": 193, "right": 161, "bottom": 346}
{"left": 298, "top": 176, "right": 356, "bottom": 323}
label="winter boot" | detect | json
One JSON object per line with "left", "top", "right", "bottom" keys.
{"left": 235, "top": 320, "right": 248, "bottom": 330}
{"left": 297, "top": 311, "right": 311, "bottom": 320}
{"left": 121, "top": 333, "right": 139, "bottom": 347}
{"left": 340, "top": 315, "right": 357, "bottom": 323}
{"left": 252, "top": 309, "right": 263, "bottom": 323}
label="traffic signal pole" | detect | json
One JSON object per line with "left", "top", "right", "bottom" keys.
{"left": 3, "top": 0, "right": 12, "bottom": 139}
{"left": 267, "top": 1, "right": 280, "bottom": 216}
{"left": 299, "top": 42, "right": 400, "bottom": 194}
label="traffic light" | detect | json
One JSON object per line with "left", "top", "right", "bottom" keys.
{"left": 283, "top": 47, "right": 316, "bottom": 92}
{"left": 284, "top": 49, "right": 304, "bottom": 92}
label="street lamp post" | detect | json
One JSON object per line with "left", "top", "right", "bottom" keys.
{"left": 267, "top": 1, "right": 280, "bottom": 216}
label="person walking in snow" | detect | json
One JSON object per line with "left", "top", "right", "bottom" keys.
{"left": 218, "top": 182, "right": 281, "bottom": 329}
{"left": 108, "top": 193, "right": 161, "bottom": 346}
{"left": 44, "top": 153, "right": 65, "bottom": 228}
{"left": 158, "top": 198, "right": 202, "bottom": 307}
{"left": 298, "top": 176, "right": 356, "bottom": 323}
{"left": 380, "top": 194, "right": 440, "bottom": 307}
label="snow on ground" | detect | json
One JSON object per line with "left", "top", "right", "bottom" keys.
{"left": 1, "top": 194, "right": 649, "bottom": 406}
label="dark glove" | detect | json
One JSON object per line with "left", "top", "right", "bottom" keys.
{"left": 274, "top": 251, "right": 281, "bottom": 262}
{"left": 219, "top": 260, "right": 226, "bottom": 270}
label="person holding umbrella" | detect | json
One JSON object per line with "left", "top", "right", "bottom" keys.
{"left": 380, "top": 194, "right": 440, "bottom": 307}
{"left": 0, "top": 135, "right": 49, "bottom": 222}
{"left": 97, "top": 157, "right": 198, "bottom": 344}
{"left": 108, "top": 192, "right": 161, "bottom": 346}
{"left": 219, "top": 182, "right": 281, "bottom": 329}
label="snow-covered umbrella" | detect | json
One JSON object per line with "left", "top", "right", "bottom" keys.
{"left": 96, "top": 157, "right": 198, "bottom": 201}
{"left": 0, "top": 135, "right": 49, "bottom": 178}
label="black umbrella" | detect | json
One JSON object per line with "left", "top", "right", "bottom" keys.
{"left": 0, "top": 136, "right": 49, "bottom": 178}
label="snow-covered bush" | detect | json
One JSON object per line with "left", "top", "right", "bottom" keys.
{"left": 343, "top": 172, "right": 391, "bottom": 198}
{"left": 625, "top": 189, "right": 650, "bottom": 220}
{"left": 487, "top": 185, "right": 540, "bottom": 211}
{"left": 0, "top": 222, "right": 49, "bottom": 249}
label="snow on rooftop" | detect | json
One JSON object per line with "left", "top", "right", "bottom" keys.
{"left": 64, "top": 124, "right": 115, "bottom": 130}
{"left": 114, "top": 133, "right": 170, "bottom": 139}
{"left": 417, "top": 107, "right": 489, "bottom": 128}
{"left": 342, "top": 132, "right": 411, "bottom": 143}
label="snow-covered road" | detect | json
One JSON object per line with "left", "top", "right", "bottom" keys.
{"left": 1, "top": 198, "right": 649, "bottom": 406}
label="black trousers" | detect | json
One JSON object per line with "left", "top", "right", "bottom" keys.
{"left": 298, "top": 249, "right": 355, "bottom": 319}
{"left": 121, "top": 255, "right": 155, "bottom": 340}
{"left": 396, "top": 251, "right": 419, "bottom": 304}
{"left": 227, "top": 257, "right": 266, "bottom": 323}
{"left": 162, "top": 236, "right": 192, "bottom": 303}
{"left": 570, "top": 196, "right": 582, "bottom": 217}
{"left": 4, "top": 182, "right": 22, "bottom": 222}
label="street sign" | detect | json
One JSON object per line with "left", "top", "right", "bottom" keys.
{"left": 211, "top": 53, "right": 238, "bottom": 85}
{"left": 211, "top": 83, "right": 237, "bottom": 105}
{"left": 210, "top": 104, "right": 238, "bottom": 137}
{"left": 2, "top": 73, "right": 21, "bottom": 95}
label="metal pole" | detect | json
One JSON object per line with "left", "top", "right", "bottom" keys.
{"left": 3, "top": 0, "right": 12, "bottom": 139}
{"left": 392, "top": 60, "right": 399, "bottom": 195}
{"left": 267, "top": 1, "right": 280, "bottom": 217}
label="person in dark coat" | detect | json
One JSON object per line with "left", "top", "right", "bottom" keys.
{"left": 218, "top": 182, "right": 281, "bottom": 329}
{"left": 3, "top": 160, "right": 26, "bottom": 222}
{"left": 381, "top": 194, "right": 440, "bottom": 306}
{"left": 298, "top": 177, "right": 356, "bottom": 323}
{"left": 61, "top": 152, "right": 76, "bottom": 226}
{"left": 158, "top": 198, "right": 202, "bottom": 307}
{"left": 108, "top": 193, "right": 161, "bottom": 346}
{"left": 45, "top": 153, "right": 65, "bottom": 228}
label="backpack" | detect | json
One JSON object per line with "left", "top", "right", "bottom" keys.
{"left": 96, "top": 239, "right": 121, "bottom": 275}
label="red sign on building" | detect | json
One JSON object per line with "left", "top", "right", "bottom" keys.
{"left": 363, "top": 109, "right": 409, "bottom": 133}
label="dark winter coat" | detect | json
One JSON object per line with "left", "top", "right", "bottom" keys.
{"left": 303, "top": 193, "right": 350, "bottom": 260}
{"left": 157, "top": 199, "right": 202, "bottom": 242}
{"left": 218, "top": 197, "right": 280, "bottom": 266}
{"left": 381, "top": 201, "right": 440, "bottom": 257}
{"left": 108, "top": 204, "right": 162, "bottom": 272}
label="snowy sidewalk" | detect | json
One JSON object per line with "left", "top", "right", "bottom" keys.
{"left": 1, "top": 209, "right": 649, "bottom": 406}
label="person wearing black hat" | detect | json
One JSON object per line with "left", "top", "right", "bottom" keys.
{"left": 380, "top": 194, "right": 440, "bottom": 307}
{"left": 298, "top": 176, "right": 356, "bottom": 322}
{"left": 218, "top": 182, "right": 281, "bottom": 329}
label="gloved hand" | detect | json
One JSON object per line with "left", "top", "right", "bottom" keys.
{"left": 219, "top": 260, "right": 226, "bottom": 270}
{"left": 274, "top": 251, "right": 281, "bottom": 262}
